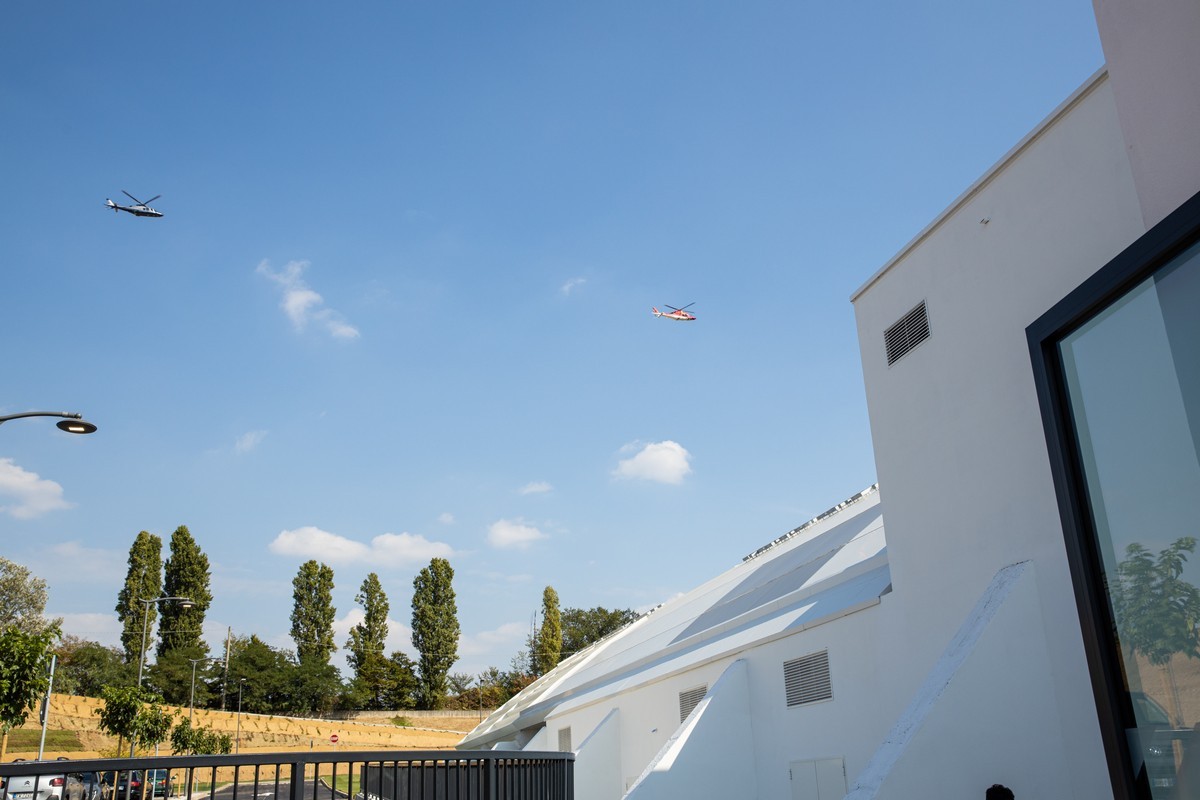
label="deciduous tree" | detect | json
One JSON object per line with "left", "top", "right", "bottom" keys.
{"left": 532, "top": 586, "right": 562, "bottom": 676}
{"left": 0, "top": 558, "right": 59, "bottom": 635}
{"left": 159, "top": 525, "right": 212, "bottom": 658}
{"left": 0, "top": 623, "right": 60, "bottom": 761}
{"left": 561, "top": 606, "right": 638, "bottom": 657}
{"left": 116, "top": 532, "right": 163, "bottom": 663}
{"left": 411, "top": 558, "right": 459, "bottom": 709}
{"left": 346, "top": 573, "right": 390, "bottom": 709}
{"left": 54, "top": 635, "right": 130, "bottom": 697}
{"left": 290, "top": 560, "right": 336, "bottom": 664}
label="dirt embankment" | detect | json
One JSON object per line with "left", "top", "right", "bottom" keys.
{"left": 9, "top": 694, "right": 471, "bottom": 759}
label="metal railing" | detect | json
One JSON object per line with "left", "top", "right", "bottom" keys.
{"left": 0, "top": 751, "right": 573, "bottom": 800}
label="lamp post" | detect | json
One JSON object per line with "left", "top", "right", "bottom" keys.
{"left": 0, "top": 411, "right": 97, "bottom": 434}
{"left": 131, "top": 595, "right": 194, "bottom": 757}
{"left": 235, "top": 678, "right": 247, "bottom": 754}
{"left": 188, "top": 657, "right": 215, "bottom": 724}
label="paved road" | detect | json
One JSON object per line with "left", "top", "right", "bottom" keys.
{"left": 206, "top": 778, "right": 343, "bottom": 800}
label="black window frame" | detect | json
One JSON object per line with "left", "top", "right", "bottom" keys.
{"left": 1027, "top": 188, "right": 1200, "bottom": 799}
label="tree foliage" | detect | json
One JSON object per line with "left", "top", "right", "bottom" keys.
{"left": 411, "top": 558, "right": 460, "bottom": 709}
{"left": 532, "top": 586, "right": 562, "bottom": 676}
{"left": 346, "top": 573, "right": 391, "bottom": 709}
{"left": 561, "top": 607, "right": 639, "bottom": 657}
{"left": 170, "top": 716, "right": 232, "bottom": 755}
{"left": 95, "top": 685, "right": 175, "bottom": 756}
{"left": 291, "top": 560, "right": 336, "bottom": 665}
{"left": 0, "top": 623, "right": 60, "bottom": 760}
{"left": 159, "top": 525, "right": 212, "bottom": 658}
{"left": 116, "top": 532, "right": 163, "bottom": 663}
{"left": 1112, "top": 537, "right": 1200, "bottom": 666}
{"left": 54, "top": 635, "right": 130, "bottom": 697}
{"left": 0, "top": 558, "right": 59, "bottom": 635}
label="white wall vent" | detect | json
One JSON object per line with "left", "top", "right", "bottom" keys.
{"left": 884, "top": 300, "right": 930, "bottom": 365}
{"left": 679, "top": 685, "right": 708, "bottom": 722}
{"left": 784, "top": 650, "right": 832, "bottom": 707}
{"left": 557, "top": 726, "right": 572, "bottom": 752}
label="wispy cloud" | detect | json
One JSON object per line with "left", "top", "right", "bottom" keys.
{"left": 269, "top": 526, "right": 454, "bottom": 566}
{"left": 0, "top": 458, "right": 73, "bottom": 519}
{"left": 561, "top": 277, "right": 587, "bottom": 296}
{"left": 257, "top": 259, "right": 360, "bottom": 340}
{"left": 334, "top": 608, "right": 414, "bottom": 655}
{"left": 487, "top": 519, "right": 548, "bottom": 550}
{"left": 458, "top": 621, "right": 528, "bottom": 657}
{"left": 518, "top": 481, "right": 552, "bottom": 495}
{"left": 437, "top": 512, "right": 455, "bottom": 525}
{"left": 613, "top": 440, "right": 693, "bottom": 485}
{"left": 235, "top": 430, "right": 268, "bottom": 454}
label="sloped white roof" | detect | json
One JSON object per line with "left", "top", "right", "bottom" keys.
{"left": 459, "top": 486, "right": 887, "bottom": 749}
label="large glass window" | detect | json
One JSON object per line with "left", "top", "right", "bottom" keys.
{"left": 1059, "top": 242, "right": 1200, "bottom": 797}
{"left": 1031, "top": 192, "right": 1200, "bottom": 799}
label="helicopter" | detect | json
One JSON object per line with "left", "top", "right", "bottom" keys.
{"left": 651, "top": 303, "right": 697, "bottom": 321}
{"left": 105, "top": 190, "right": 164, "bottom": 218}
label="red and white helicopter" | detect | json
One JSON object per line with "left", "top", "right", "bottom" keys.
{"left": 105, "top": 190, "right": 164, "bottom": 218}
{"left": 651, "top": 303, "right": 696, "bottom": 322}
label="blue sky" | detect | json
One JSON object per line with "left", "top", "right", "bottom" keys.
{"left": 1, "top": 3, "right": 1104, "bottom": 678}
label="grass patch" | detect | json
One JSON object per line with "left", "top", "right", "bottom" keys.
{"left": 390, "top": 716, "right": 412, "bottom": 727}
{"left": 5, "top": 730, "right": 83, "bottom": 751}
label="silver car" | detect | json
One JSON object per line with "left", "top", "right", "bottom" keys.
{"left": 2, "top": 771, "right": 84, "bottom": 800}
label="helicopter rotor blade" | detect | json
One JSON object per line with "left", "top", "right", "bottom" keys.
{"left": 678, "top": 303, "right": 695, "bottom": 311}
{"left": 122, "top": 190, "right": 143, "bottom": 205}
{"left": 144, "top": 195, "right": 161, "bottom": 205}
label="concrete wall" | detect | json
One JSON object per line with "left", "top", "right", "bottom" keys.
{"left": 851, "top": 73, "right": 1144, "bottom": 796}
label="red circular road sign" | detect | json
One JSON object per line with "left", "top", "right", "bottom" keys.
{"left": 330, "top": 734, "right": 339, "bottom": 744}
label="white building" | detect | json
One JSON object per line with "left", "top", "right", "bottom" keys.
{"left": 461, "top": 1, "right": 1200, "bottom": 797}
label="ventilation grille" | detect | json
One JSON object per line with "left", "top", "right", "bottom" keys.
{"left": 884, "top": 301, "right": 930, "bottom": 365}
{"left": 679, "top": 685, "right": 708, "bottom": 722}
{"left": 557, "top": 727, "right": 572, "bottom": 752}
{"left": 785, "top": 651, "right": 832, "bottom": 707}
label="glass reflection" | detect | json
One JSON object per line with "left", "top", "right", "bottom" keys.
{"left": 1060, "top": 241, "right": 1200, "bottom": 798}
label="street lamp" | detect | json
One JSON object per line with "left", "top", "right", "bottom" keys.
{"left": 0, "top": 411, "right": 97, "bottom": 434}
{"left": 131, "top": 595, "right": 194, "bottom": 757}
{"left": 136, "top": 596, "right": 195, "bottom": 688}
{"left": 188, "top": 657, "right": 216, "bottom": 724}
{"left": 235, "top": 678, "right": 247, "bottom": 754}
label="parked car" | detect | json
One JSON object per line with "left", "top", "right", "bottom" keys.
{"left": 112, "top": 772, "right": 142, "bottom": 800}
{"left": 142, "top": 772, "right": 172, "bottom": 799}
{"left": 2, "top": 769, "right": 84, "bottom": 800}
{"left": 111, "top": 771, "right": 172, "bottom": 800}
{"left": 66, "top": 772, "right": 106, "bottom": 800}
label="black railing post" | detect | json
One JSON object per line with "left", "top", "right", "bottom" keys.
{"left": 289, "top": 759, "right": 305, "bottom": 800}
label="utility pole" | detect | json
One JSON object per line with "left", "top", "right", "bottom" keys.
{"left": 221, "top": 626, "right": 231, "bottom": 711}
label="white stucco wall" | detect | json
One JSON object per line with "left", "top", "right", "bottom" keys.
{"left": 1092, "top": 0, "right": 1200, "bottom": 228}
{"left": 851, "top": 73, "right": 1144, "bottom": 796}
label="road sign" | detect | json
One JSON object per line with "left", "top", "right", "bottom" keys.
{"left": 330, "top": 734, "right": 339, "bottom": 744}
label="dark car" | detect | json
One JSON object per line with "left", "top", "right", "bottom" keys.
{"left": 1131, "top": 692, "right": 1182, "bottom": 794}
{"left": 112, "top": 772, "right": 142, "bottom": 800}
{"left": 112, "top": 772, "right": 172, "bottom": 800}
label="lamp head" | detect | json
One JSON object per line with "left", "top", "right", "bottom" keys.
{"left": 56, "top": 419, "right": 97, "bottom": 434}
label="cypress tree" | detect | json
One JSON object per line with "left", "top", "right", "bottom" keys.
{"left": 116, "top": 532, "right": 162, "bottom": 664}
{"left": 411, "top": 558, "right": 459, "bottom": 709}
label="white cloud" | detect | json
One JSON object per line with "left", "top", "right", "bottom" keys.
{"left": 235, "top": 429, "right": 268, "bottom": 454}
{"left": 334, "top": 608, "right": 414, "bottom": 655}
{"left": 458, "top": 621, "right": 528, "bottom": 657}
{"left": 438, "top": 512, "right": 455, "bottom": 525}
{"left": 518, "top": 481, "right": 552, "bottom": 495}
{"left": 0, "top": 458, "right": 73, "bottom": 519}
{"left": 268, "top": 526, "right": 454, "bottom": 566}
{"left": 257, "top": 259, "right": 361, "bottom": 340}
{"left": 487, "top": 519, "right": 548, "bottom": 550}
{"left": 57, "top": 612, "right": 122, "bottom": 648}
{"left": 561, "top": 277, "right": 587, "bottom": 296}
{"left": 613, "top": 440, "right": 693, "bottom": 485}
